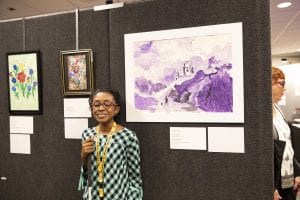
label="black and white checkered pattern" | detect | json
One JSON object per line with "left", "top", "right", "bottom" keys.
{"left": 79, "top": 127, "right": 143, "bottom": 200}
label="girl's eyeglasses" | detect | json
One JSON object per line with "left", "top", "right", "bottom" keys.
{"left": 92, "top": 101, "right": 117, "bottom": 109}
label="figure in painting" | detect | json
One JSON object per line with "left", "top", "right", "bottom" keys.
{"left": 68, "top": 56, "right": 87, "bottom": 90}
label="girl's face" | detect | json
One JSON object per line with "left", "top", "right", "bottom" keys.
{"left": 91, "top": 92, "right": 120, "bottom": 124}
{"left": 272, "top": 78, "right": 285, "bottom": 104}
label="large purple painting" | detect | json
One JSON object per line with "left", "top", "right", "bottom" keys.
{"left": 125, "top": 22, "right": 244, "bottom": 122}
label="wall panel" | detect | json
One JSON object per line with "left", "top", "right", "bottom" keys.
{"left": 0, "top": 0, "right": 272, "bottom": 199}
{"left": 109, "top": 0, "right": 272, "bottom": 199}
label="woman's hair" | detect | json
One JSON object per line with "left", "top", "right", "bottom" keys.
{"left": 89, "top": 88, "right": 121, "bottom": 108}
{"left": 272, "top": 66, "right": 285, "bottom": 81}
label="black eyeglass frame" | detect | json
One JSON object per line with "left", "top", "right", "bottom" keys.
{"left": 92, "top": 101, "right": 118, "bottom": 109}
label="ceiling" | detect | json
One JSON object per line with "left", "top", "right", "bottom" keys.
{"left": 271, "top": 0, "right": 300, "bottom": 57}
{"left": 0, "top": 0, "right": 299, "bottom": 57}
{"left": 0, "top": 0, "right": 141, "bottom": 20}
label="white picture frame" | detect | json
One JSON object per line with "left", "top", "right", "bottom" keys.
{"left": 124, "top": 22, "right": 244, "bottom": 123}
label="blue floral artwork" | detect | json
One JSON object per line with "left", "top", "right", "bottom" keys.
{"left": 9, "top": 64, "right": 37, "bottom": 99}
{"left": 125, "top": 23, "right": 244, "bottom": 122}
{"left": 8, "top": 52, "right": 40, "bottom": 112}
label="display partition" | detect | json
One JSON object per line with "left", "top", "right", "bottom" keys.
{"left": 0, "top": 0, "right": 272, "bottom": 199}
{"left": 110, "top": 0, "right": 272, "bottom": 199}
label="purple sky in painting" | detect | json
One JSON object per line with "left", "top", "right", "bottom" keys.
{"left": 133, "top": 41, "right": 158, "bottom": 70}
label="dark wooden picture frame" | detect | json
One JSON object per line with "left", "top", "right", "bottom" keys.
{"left": 60, "top": 49, "right": 94, "bottom": 96}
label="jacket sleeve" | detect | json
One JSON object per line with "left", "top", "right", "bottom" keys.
{"left": 288, "top": 123, "right": 300, "bottom": 177}
{"left": 294, "top": 158, "right": 300, "bottom": 177}
{"left": 127, "top": 133, "right": 143, "bottom": 200}
{"left": 274, "top": 139, "right": 285, "bottom": 190}
{"left": 78, "top": 166, "right": 88, "bottom": 190}
{"left": 78, "top": 129, "right": 89, "bottom": 191}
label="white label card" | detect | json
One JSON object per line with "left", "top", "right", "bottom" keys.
{"left": 170, "top": 127, "right": 206, "bottom": 150}
{"left": 10, "top": 116, "right": 33, "bottom": 134}
{"left": 10, "top": 134, "right": 31, "bottom": 154}
{"left": 64, "top": 118, "right": 88, "bottom": 139}
{"left": 64, "top": 98, "right": 91, "bottom": 117}
{"left": 208, "top": 127, "right": 244, "bottom": 153}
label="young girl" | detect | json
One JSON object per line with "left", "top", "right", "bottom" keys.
{"left": 78, "top": 88, "right": 143, "bottom": 200}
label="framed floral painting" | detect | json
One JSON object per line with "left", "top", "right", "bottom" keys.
{"left": 60, "top": 49, "right": 93, "bottom": 96}
{"left": 7, "top": 51, "right": 42, "bottom": 114}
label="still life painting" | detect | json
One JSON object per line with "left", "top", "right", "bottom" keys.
{"left": 7, "top": 51, "right": 42, "bottom": 114}
{"left": 124, "top": 22, "right": 244, "bottom": 123}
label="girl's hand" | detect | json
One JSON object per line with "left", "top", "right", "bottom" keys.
{"left": 81, "top": 137, "right": 94, "bottom": 161}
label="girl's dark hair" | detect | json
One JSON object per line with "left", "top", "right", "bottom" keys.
{"left": 89, "top": 88, "right": 121, "bottom": 108}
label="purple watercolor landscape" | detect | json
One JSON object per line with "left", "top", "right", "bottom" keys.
{"left": 132, "top": 34, "right": 233, "bottom": 113}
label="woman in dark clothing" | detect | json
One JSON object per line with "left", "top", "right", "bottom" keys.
{"left": 272, "top": 67, "right": 300, "bottom": 200}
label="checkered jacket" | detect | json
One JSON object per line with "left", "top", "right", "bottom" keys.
{"left": 78, "top": 127, "right": 143, "bottom": 200}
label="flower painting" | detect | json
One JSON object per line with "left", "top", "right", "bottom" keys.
{"left": 10, "top": 65, "right": 37, "bottom": 99}
{"left": 124, "top": 23, "right": 244, "bottom": 123}
{"left": 7, "top": 51, "right": 42, "bottom": 114}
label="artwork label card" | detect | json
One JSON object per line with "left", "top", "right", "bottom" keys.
{"left": 170, "top": 127, "right": 206, "bottom": 150}
{"left": 10, "top": 116, "right": 33, "bottom": 134}
{"left": 208, "top": 127, "right": 244, "bottom": 153}
{"left": 64, "top": 98, "right": 91, "bottom": 117}
{"left": 10, "top": 134, "right": 31, "bottom": 154}
{"left": 64, "top": 118, "right": 88, "bottom": 139}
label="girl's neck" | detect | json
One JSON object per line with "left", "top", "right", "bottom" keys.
{"left": 98, "top": 120, "right": 115, "bottom": 133}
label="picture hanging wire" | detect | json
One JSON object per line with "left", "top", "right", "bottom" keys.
{"left": 22, "top": 18, "right": 26, "bottom": 51}
{"left": 75, "top": 9, "right": 79, "bottom": 50}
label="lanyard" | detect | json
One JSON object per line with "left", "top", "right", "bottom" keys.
{"left": 95, "top": 121, "right": 117, "bottom": 198}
